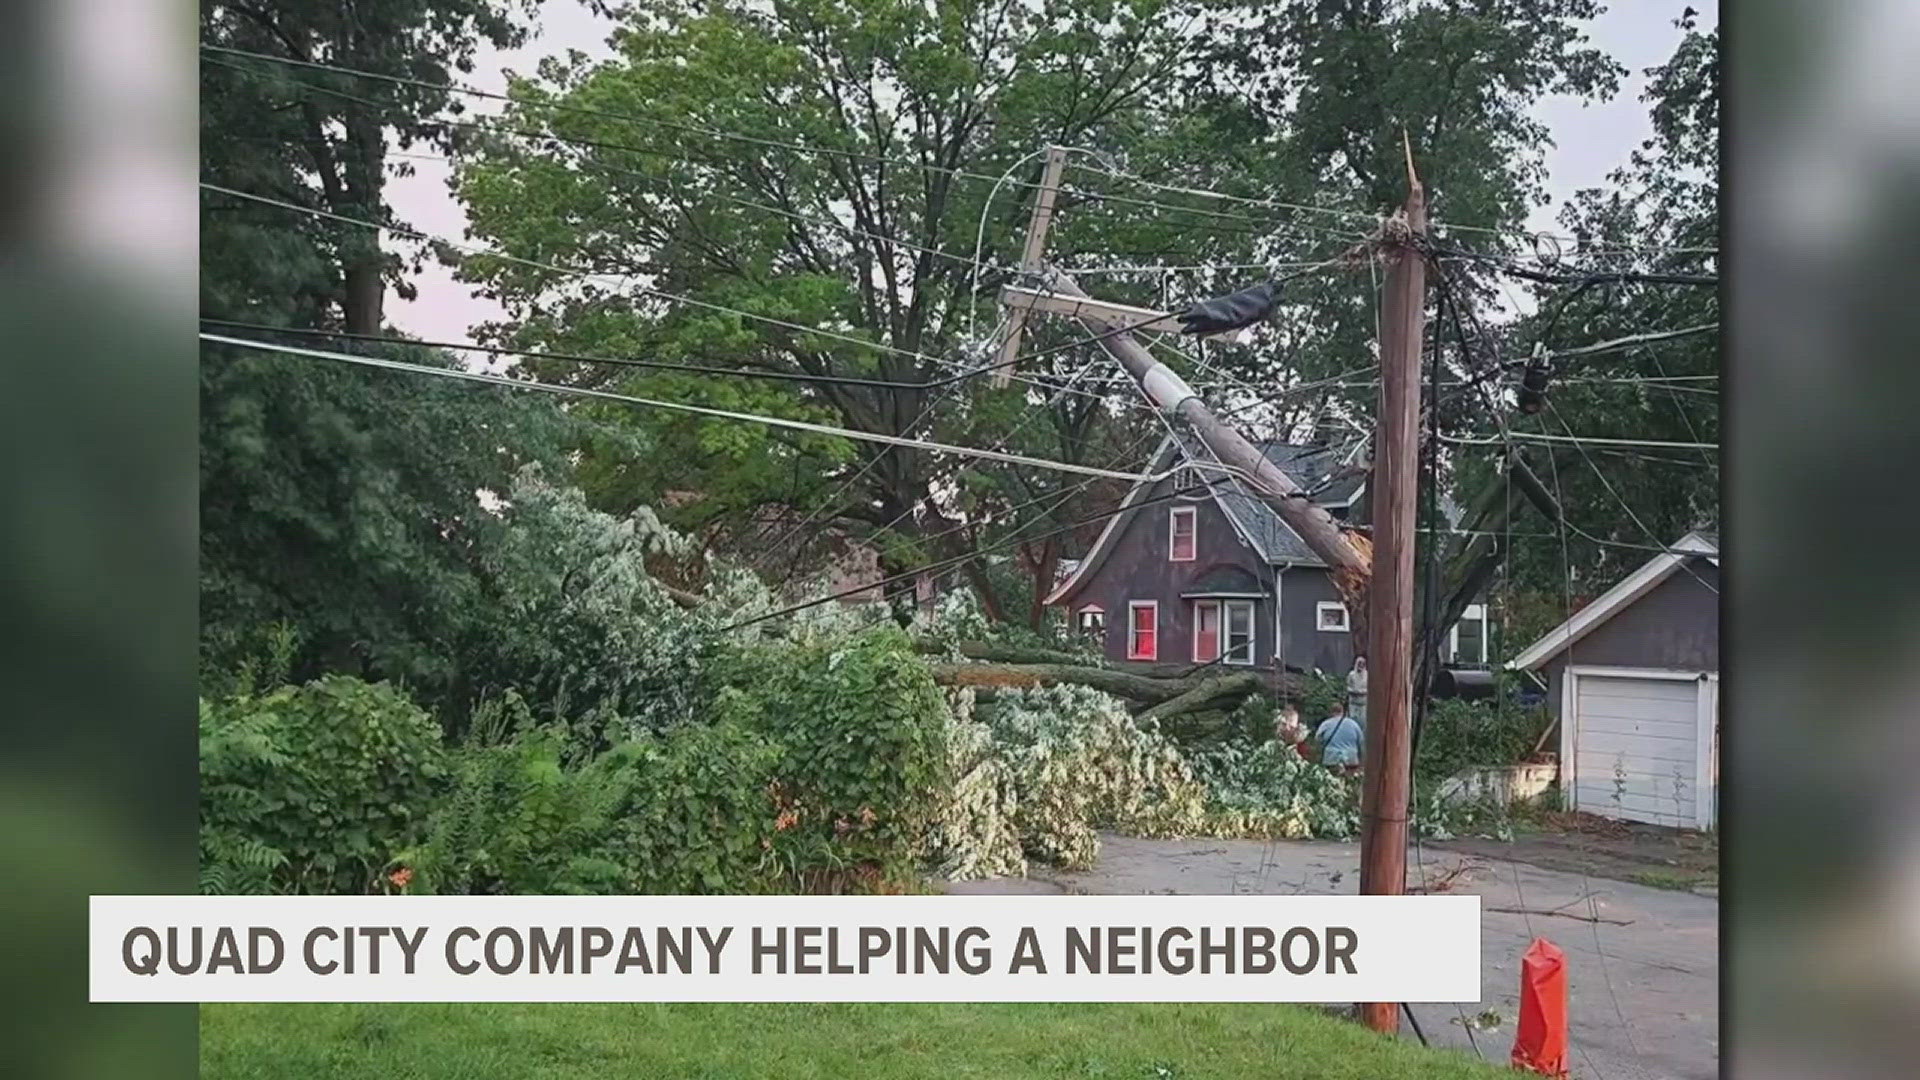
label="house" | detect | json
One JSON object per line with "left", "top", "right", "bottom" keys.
{"left": 1508, "top": 531, "right": 1719, "bottom": 830}
{"left": 1045, "top": 432, "right": 1483, "bottom": 676}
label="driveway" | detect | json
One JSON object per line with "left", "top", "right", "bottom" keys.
{"left": 947, "top": 834, "right": 1717, "bottom": 1080}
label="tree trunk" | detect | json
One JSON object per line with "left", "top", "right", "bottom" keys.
{"left": 1137, "top": 672, "right": 1265, "bottom": 724}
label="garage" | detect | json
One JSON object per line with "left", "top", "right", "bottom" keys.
{"left": 1508, "top": 531, "right": 1719, "bottom": 831}
{"left": 1564, "top": 668, "right": 1718, "bottom": 829}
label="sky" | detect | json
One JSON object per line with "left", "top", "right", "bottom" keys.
{"left": 385, "top": 0, "right": 1717, "bottom": 346}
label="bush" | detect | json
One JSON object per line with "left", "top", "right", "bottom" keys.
{"left": 715, "top": 627, "right": 950, "bottom": 886}
{"left": 405, "top": 721, "right": 783, "bottom": 895}
{"left": 200, "top": 676, "right": 447, "bottom": 894}
{"left": 1415, "top": 692, "right": 1549, "bottom": 782}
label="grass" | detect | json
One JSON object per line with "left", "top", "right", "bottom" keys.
{"left": 202, "top": 1002, "right": 1510, "bottom": 1079}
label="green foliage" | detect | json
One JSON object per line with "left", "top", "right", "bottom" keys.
{"left": 718, "top": 627, "right": 950, "bottom": 880}
{"left": 460, "top": 466, "right": 714, "bottom": 741}
{"left": 1191, "top": 740, "right": 1361, "bottom": 841}
{"left": 200, "top": 677, "right": 448, "bottom": 894}
{"left": 1289, "top": 671, "right": 1348, "bottom": 727}
{"left": 407, "top": 721, "right": 782, "bottom": 895}
{"left": 1415, "top": 693, "right": 1549, "bottom": 783}
{"left": 938, "top": 686, "right": 1211, "bottom": 873}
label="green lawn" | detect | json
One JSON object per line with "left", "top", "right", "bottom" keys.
{"left": 202, "top": 1002, "right": 1506, "bottom": 1078}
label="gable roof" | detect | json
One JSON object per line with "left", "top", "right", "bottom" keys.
{"left": 1044, "top": 433, "right": 1365, "bottom": 605}
{"left": 1507, "top": 530, "right": 1720, "bottom": 671}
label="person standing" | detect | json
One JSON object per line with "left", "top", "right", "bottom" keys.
{"left": 1314, "top": 698, "right": 1365, "bottom": 775}
{"left": 1346, "top": 655, "right": 1368, "bottom": 726}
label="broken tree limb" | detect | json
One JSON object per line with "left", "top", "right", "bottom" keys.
{"left": 930, "top": 662, "right": 1184, "bottom": 702}
{"left": 928, "top": 661, "right": 1250, "bottom": 706}
{"left": 915, "top": 640, "right": 1107, "bottom": 668}
{"left": 1138, "top": 672, "right": 1265, "bottom": 724}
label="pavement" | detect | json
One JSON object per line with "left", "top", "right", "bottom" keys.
{"left": 945, "top": 833, "right": 1718, "bottom": 1080}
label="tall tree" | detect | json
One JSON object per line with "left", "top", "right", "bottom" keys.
{"left": 442, "top": 0, "right": 1629, "bottom": 623}
{"left": 1494, "top": 11, "right": 1719, "bottom": 608}
{"left": 201, "top": 0, "right": 530, "bottom": 330}
{"left": 198, "top": 0, "right": 581, "bottom": 710}
{"left": 449, "top": 0, "right": 1228, "bottom": 614}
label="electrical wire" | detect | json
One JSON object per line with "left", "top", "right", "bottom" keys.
{"left": 200, "top": 332, "right": 1174, "bottom": 483}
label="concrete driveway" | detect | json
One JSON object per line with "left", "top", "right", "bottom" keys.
{"left": 947, "top": 834, "right": 1717, "bottom": 1080}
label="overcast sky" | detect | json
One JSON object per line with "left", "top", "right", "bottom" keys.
{"left": 386, "top": 0, "right": 1716, "bottom": 345}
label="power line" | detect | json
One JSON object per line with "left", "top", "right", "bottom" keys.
{"left": 1440, "top": 431, "right": 1718, "bottom": 451}
{"left": 199, "top": 182, "right": 1171, "bottom": 406}
{"left": 200, "top": 332, "right": 1174, "bottom": 484}
{"left": 198, "top": 320, "right": 950, "bottom": 391}
{"left": 1432, "top": 247, "right": 1717, "bottom": 288}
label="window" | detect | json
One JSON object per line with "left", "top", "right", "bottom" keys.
{"left": 1224, "top": 600, "right": 1255, "bottom": 664}
{"left": 1192, "top": 601, "right": 1221, "bottom": 663}
{"left": 1316, "top": 601, "right": 1350, "bottom": 633}
{"left": 1447, "top": 603, "right": 1488, "bottom": 665}
{"left": 1174, "top": 466, "right": 1208, "bottom": 497}
{"left": 1193, "top": 599, "right": 1257, "bottom": 665}
{"left": 1128, "top": 601, "right": 1158, "bottom": 660}
{"left": 1169, "top": 507, "right": 1197, "bottom": 561}
{"left": 1077, "top": 606, "right": 1105, "bottom": 638}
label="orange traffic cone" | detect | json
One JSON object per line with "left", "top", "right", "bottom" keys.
{"left": 1511, "top": 938, "right": 1570, "bottom": 1077}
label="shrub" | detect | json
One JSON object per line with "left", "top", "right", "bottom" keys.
{"left": 1415, "top": 692, "right": 1549, "bottom": 782}
{"left": 715, "top": 627, "right": 950, "bottom": 885}
{"left": 200, "top": 676, "right": 447, "bottom": 894}
{"left": 406, "top": 720, "right": 784, "bottom": 896}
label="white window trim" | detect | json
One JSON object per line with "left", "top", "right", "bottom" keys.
{"left": 1168, "top": 506, "right": 1197, "bottom": 561}
{"left": 1127, "top": 600, "right": 1159, "bottom": 660}
{"left": 1316, "top": 600, "right": 1350, "bottom": 633}
{"left": 1223, "top": 599, "right": 1256, "bottom": 665}
{"left": 1077, "top": 605, "right": 1105, "bottom": 633}
{"left": 1191, "top": 599, "right": 1219, "bottom": 664}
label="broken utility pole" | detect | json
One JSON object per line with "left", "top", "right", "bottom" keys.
{"left": 1356, "top": 146, "right": 1428, "bottom": 1037}
{"left": 993, "top": 146, "right": 1070, "bottom": 387}
{"left": 1034, "top": 273, "right": 1373, "bottom": 605}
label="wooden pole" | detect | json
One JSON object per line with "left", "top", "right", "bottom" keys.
{"left": 1357, "top": 152, "right": 1428, "bottom": 1036}
{"left": 993, "top": 146, "right": 1070, "bottom": 387}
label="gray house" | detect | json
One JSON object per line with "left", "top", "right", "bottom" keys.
{"left": 1509, "top": 530, "right": 1720, "bottom": 830}
{"left": 1046, "top": 432, "right": 1484, "bottom": 677}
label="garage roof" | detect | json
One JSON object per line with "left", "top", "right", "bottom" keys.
{"left": 1507, "top": 530, "right": 1719, "bottom": 671}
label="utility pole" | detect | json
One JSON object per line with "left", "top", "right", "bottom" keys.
{"left": 1357, "top": 144, "right": 1428, "bottom": 1036}
{"left": 993, "top": 146, "right": 1070, "bottom": 388}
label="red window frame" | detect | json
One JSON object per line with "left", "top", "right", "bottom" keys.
{"left": 1128, "top": 601, "right": 1158, "bottom": 660}
{"left": 1169, "top": 507, "right": 1197, "bottom": 562}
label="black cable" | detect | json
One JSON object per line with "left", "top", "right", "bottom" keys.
{"left": 199, "top": 319, "right": 942, "bottom": 391}
{"left": 1428, "top": 244, "right": 1716, "bottom": 287}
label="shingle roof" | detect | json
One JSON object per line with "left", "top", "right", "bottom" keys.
{"left": 1170, "top": 432, "right": 1365, "bottom": 567}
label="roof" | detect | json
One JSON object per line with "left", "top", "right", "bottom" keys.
{"left": 1044, "top": 433, "right": 1366, "bottom": 605}
{"left": 1507, "top": 530, "right": 1720, "bottom": 671}
{"left": 1172, "top": 430, "right": 1366, "bottom": 566}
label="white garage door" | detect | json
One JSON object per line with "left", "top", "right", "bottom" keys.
{"left": 1566, "top": 668, "right": 1716, "bottom": 830}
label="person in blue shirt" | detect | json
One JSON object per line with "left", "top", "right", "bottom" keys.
{"left": 1314, "top": 698, "right": 1365, "bottom": 775}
